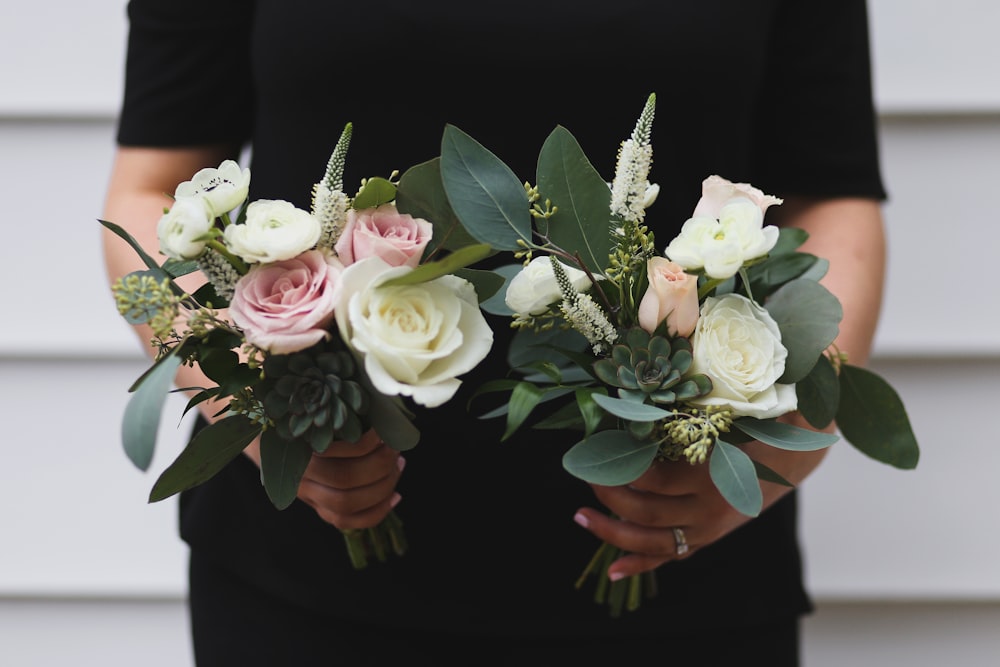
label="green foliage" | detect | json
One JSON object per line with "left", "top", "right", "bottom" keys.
{"left": 590, "top": 393, "right": 672, "bottom": 422}
{"left": 747, "top": 252, "right": 820, "bottom": 300}
{"left": 478, "top": 263, "right": 520, "bottom": 316}
{"left": 733, "top": 417, "right": 839, "bottom": 451}
{"left": 562, "top": 430, "right": 659, "bottom": 486}
{"left": 836, "top": 364, "right": 920, "bottom": 469}
{"left": 535, "top": 126, "right": 614, "bottom": 274}
{"left": 148, "top": 415, "right": 262, "bottom": 502}
{"left": 380, "top": 243, "right": 493, "bottom": 288}
{"left": 709, "top": 440, "right": 762, "bottom": 517}
{"left": 259, "top": 428, "right": 313, "bottom": 510}
{"left": 396, "top": 158, "right": 480, "bottom": 254}
{"left": 352, "top": 176, "right": 396, "bottom": 210}
{"left": 440, "top": 124, "right": 531, "bottom": 250}
{"left": 121, "top": 352, "right": 183, "bottom": 471}
{"left": 796, "top": 353, "right": 840, "bottom": 429}
{"left": 454, "top": 267, "right": 504, "bottom": 303}
{"left": 765, "top": 279, "right": 842, "bottom": 383}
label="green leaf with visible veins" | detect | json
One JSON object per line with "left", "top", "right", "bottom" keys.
{"left": 149, "top": 415, "right": 261, "bottom": 502}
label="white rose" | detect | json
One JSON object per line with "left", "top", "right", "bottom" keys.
{"left": 504, "top": 256, "right": 593, "bottom": 316}
{"left": 223, "top": 200, "right": 321, "bottom": 264}
{"left": 334, "top": 257, "right": 494, "bottom": 408}
{"left": 175, "top": 159, "right": 250, "bottom": 217}
{"left": 664, "top": 197, "right": 780, "bottom": 280}
{"left": 687, "top": 293, "right": 797, "bottom": 419}
{"left": 156, "top": 196, "right": 213, "bottom": 260}
{"left": 665, "top": 174, "right": 782, "bottom": 281}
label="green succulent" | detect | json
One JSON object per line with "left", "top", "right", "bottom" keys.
{"left": 258, "top": 342, "right": 369, "bottom": 451}
{"left": 593, "top": 328, "right": 712, "bottom": 405}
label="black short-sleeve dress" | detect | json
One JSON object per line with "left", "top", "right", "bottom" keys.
{"left": 116, "top": 1, "right": 885, "bottom": 663}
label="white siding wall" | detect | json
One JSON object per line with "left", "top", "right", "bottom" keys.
{"left": 2, "top": 1, "right": 998, "bottom": 664}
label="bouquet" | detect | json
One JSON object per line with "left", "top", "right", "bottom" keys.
{"left": 103, "top": 123, "right": 499, "bottom": 568}
{"left": 433, "top": 93, "right": 920, "bottom": 615}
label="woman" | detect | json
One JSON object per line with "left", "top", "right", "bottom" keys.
{"left": 102, "top": 1, "right": 886, "bottom": 664}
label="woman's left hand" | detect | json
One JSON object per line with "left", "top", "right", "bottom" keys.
{"left": 574, "top": 440, "right": 826, "bottom": 580}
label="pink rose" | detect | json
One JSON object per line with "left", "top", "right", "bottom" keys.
{"left": 637, "top": 257, "right": 699, "bottom": 337}
{"left": 229, "top": 250, "right": 343, "bottom": 354}
{"left": 334, "top": 204, "right": 433, "bottom": 267}
{"left": 691, "top": 175, "right": 783, "bottom": 219}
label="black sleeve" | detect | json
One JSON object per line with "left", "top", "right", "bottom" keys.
{"left": 115, "top": 0, "right": 256, "bottom": 148}
{"left": 751, "top": 0, "right": 887, "bottom": 200}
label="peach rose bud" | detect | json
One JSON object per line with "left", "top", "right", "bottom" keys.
{"left": 637, "top": 257, "right": 700, "bottom": 338}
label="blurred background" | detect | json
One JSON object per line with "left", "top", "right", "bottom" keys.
{"left": 1, "top": 1, "right": 998, "bottom": 664}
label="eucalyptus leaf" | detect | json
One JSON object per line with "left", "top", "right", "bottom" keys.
{"left": 709, "top": 441, "right": 762, "bottom": 517}
{"left": 752, "top": 460, "right": 794, "bottom": 487}
{"left": 562, "top": 430, "right": 658, "bottom": 486}
{"left": 769, "top": 227, "right": 809, "bottom": 255}
{"left": 122, "top": 352, "right": 182, "bottom": 471}
{"left": 535, "top": 126, "right": 614, "bottom": 274}
{"left": 440, "top": 125, "right": 531, "bottom": 250}
{"left": 396, "top": 158, "right": 479, "bottom": 253}
{"left": 837, "top": 364, "right": 920, "bottom": 469}
{"left": 380, "top": 243, "right": 493, "bottom": 287}
{"left": 591, "top": 393, "right": 673, "bottom": 422}
{"left": 796, "top": 353, "right": 840, "bottom": 429}
{"left": 766, "top": 278, "right": 842, "bottom": 384}
{"left": 748, "top": 252, "right": 819, "bottom": 298}
{"left": 260, "top": 430, "right": 314, "bottom": 510}
{"left": 800, "top": 257, "right": 829, "bottom": 283}
{"left": 148, "top": 415, "right": 261, "bottom": 502}
{"left": 478, "top": 263, "right": 521, "bottom": 316}
{"left": 733, "top": 417, "right": 839, "bottom": 451}
{"left": 352, "top": 176, "right": 396, "bottom": 210}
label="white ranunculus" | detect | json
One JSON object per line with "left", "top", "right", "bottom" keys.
{"left": 223, "top": 200, "right": 321, "bottom": 264}
{"left": 687, "top": 293, "right": 796, "bottom": 419}
{"left": 504, "top": 256, "right": 593, "bottom": 316}
{"left": 664, "top": 196, "right": 780, "bottom": 280}
{"left": 175, "top": 160, "right": 250, "bottom": 217}
{"left": 156, "top": 196, "right": 213, "bottom": 260}
{"left": 334, "top": 257, "right": 494, "bottom": 408}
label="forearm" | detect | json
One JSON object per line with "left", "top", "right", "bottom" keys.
{"left": 746, "top": 196, "right": 887, "bottom": 486}
{"left": 102, "top": 145, "right": 241, "bottom": 425}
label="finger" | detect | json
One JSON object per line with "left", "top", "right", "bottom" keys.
{"left": 590, "top": 484, "right": 693, "bottom": 529}
{"left": 626, "top": 458, "right": 708, "bottom": 496}
{"left": 607, "top": 552, "right": 672, "bottom": 580}
{"left": 574, "top": 508, "right": 687, "bottom": 559}
{"left": 301, "top": 472, "right": 403, "bottom": 531}
{"left": 304, "top": 446, "right": 404, "bottom": 491}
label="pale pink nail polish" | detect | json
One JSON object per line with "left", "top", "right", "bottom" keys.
{"left": 573, "top": 512, "right": 589, "bottom": 528}
{"left": 608, "top": 572, "right": 624, "bottom": 582}
{"left": 390, "top": 493, "right": 402, "bottom": 508}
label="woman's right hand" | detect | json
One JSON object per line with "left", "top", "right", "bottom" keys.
{"left": 246, "top": 429, "right": 404, "bottom": 530}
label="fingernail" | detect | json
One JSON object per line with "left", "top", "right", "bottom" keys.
{"left": 609, "top": 572, "right": 625, "bottom": 582}
{"left": 390, "top": 493, "right": 402, "bottom": 508}
{"left": 573, "top": 511, "right": 589, "bottom": 529}
{"left": 396, "top": 456, "right": 406, "bottom": 472}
